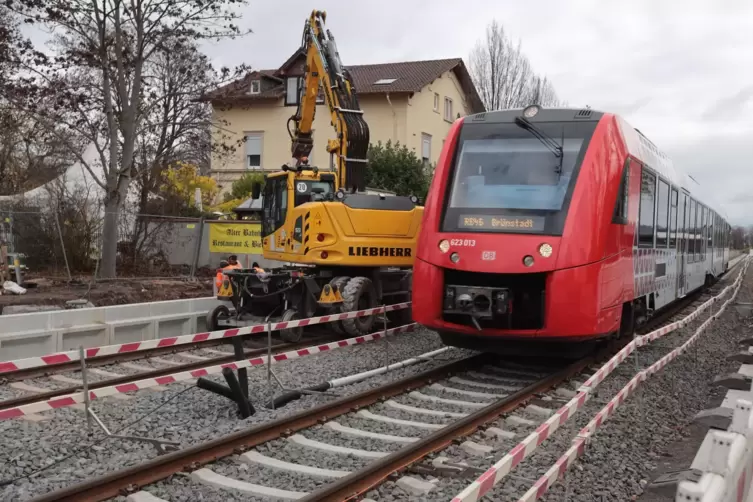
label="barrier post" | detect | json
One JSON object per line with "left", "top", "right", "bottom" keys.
{"left": 79, "top": 345, "right": 93, "bottom": 432}
{"left": 382, "top": 305, "right": 390, "bottom": 370}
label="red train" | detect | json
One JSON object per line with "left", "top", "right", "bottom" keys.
{"left": 412, "top": 105, "right": 732, "bottom": 355}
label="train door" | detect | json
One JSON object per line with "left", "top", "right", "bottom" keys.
{"left": 676, "top": 192, "right": 688, "bottom": 297}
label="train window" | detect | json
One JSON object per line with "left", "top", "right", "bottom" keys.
{"left": 689, "top": 199, "right": 696, "bottom": 262}
{"left": 612, "top": 159, "right": 630, "bottom": 225}
{"left": 679, "top": 193, "right": 687, "bottom": 254}
{"left": 669, "top": 189, "right": 678, "bottom": 247}
{"left": 656, "top": 180, "right": 669, "bottom": 247}
{"left": 701, "top": 206, "right": 709, "bottom": 260}
{"left": 697, "top": 203, "right": 703, "bottom": 258}
{"left": 708, "top": 211, "right": 713, "bottom": 255}
{"left": 638, "top": 169, "right": 656, "bottom": 247}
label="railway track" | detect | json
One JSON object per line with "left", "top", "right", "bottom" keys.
{"left": 14, "top": 258, "right": 746, "bottom": 502}
{"left": 27, "top": 352, "right": 593, "bottom": 502}
{"left": 0, "top": 332, "right": 340, "bottom": 415}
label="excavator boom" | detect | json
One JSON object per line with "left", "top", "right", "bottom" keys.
{"left": 288, "top": 10, "right": 369, "bottom": 192}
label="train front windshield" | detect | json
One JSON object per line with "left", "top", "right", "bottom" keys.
{"left": 442, "top": 120, "right": 597, "bottom": 235}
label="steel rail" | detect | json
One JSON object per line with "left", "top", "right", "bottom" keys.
{"left": 0, "top": 335, "right": 337, "bottom": 411}
{"left": 27, "top": 354, "right": 488, "bottom": 502}
{"left": 300, "top": 356, "right": 593, "bottom": 502}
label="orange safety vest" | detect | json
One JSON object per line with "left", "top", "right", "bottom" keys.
{"left": 215, "top": 264, "right": 238, "bottom": 289}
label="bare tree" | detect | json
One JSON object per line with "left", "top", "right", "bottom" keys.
{"left": 468, "top": 20, "right": 561, "bottom": 111}
{"left": 5, "top": 0, "right": 248, "bottom": 278}
{"left": 0, "top": 105, "right": 80, "bottom": 195}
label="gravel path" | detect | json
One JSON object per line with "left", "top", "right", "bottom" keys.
{"left": 0, "top": 327, "right": 473, "bottom": 501}
{"left": 363, "top": 262, "right": 751, "bottom": 502}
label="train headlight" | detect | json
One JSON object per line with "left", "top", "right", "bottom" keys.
{"left": 523, "top": 104, "right": 540, "bottom": 118}
{"left": 523, "top": 255, "right": 534, "bottom": 267}
{"left": 335, "top": 189, "right": 346, "bottom": 200}
{"left": 450, "top": 252, "right": 460, "bottom": 263}
{"left": 439, "top": 239, "right": 450, "bottom": 253}
{"left": 538, "top": 243, "right": 553, "bottom": 258}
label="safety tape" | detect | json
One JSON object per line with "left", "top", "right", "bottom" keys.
{"left": 0, "top": 301, "right": 411, "bottom": 374}
{"left": 0, "top": 323, "right": 418, "bottom": 420}
{"left": 451, "top": 258, "right": 749, "bottom": 502}
{"left": 517, "top": 273, "right": 745, "bottom": 502}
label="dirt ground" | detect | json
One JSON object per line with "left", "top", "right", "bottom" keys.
{"left": 0, "top": 275, "right": 214, "bottom": 312}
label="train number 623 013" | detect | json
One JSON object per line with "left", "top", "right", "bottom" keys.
{"left": 450, "top": 239, "right": 476, "bottom": 247}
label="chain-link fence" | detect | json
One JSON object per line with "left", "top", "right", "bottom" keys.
{"left": 0, "top": 204, "right": 265, "bottom": 281}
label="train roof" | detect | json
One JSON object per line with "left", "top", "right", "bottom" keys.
{"left": 613, "top": 113, "right": 728, "bottom": 221}
{"left": 461, "top": 107, "right": 728, "bottom": 222}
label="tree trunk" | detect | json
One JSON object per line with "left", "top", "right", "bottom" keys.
{"left": 99, "top": 195, "right": 120, "bottom": 278}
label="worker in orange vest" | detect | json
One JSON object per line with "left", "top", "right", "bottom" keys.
{"left": 226, "top": 255, "right": 242, "bottom": 270}
{"left": 215, "top": 260, "right": 230, "bottom": 290}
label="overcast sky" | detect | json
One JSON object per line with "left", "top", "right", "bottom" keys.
{"left": 200, "top": 0, "right": 753, "bottom": 224}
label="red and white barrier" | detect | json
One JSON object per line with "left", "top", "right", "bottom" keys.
{"left": 674, "top": 404, "right": 753, "bottom": 502}
{"left": 0, "top": 323, "right": 418, "bottom": 421}
{"left": 515, "top": 258, "right": 749, "bottom": 502}
{"left": 0, "top": 302, "right": 411, "bottom": 374}
{"left": 451, "top": 258, "right": 749, "bottom": 502}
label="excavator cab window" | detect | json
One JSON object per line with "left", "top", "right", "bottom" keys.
{"left": 261, "top": 176, "right": 288, "bottom": 237}
{"left": 294, "top": 180, "right": 334, "bottom": 207}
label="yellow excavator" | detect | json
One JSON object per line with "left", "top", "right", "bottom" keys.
{"left": 210, "top": 10, "right": 423, "bottom": 341}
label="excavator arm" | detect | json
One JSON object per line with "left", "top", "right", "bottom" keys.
{"left": 287, "top": 10, "right": 370, "bottom": 193}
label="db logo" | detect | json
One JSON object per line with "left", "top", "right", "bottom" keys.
{"left": 482, "top": 251, "right": 496, "bottom": 261}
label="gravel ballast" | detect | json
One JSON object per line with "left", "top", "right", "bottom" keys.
{"left": 0, "top": 327, "right": 472, "bottom": 501}
{"left": 367, "top": 262, "right": 751, "bottom": 502}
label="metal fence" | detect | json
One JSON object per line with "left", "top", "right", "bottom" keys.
{"left": 0, "top": 206, "right": 270, "bottom": 280}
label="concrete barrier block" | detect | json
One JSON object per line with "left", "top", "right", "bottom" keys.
{"left": 51, "top": 308, "right": 106, "bottom": 329}
{"left": 0, "top": 311, "right": 53, "bottom": 335}
{"left": 110, "top": 319, "right": 155, "bottom": 344}
{"left": 0, "top": 330, "right": 59, "bottom": 359}
{"left": 155, "top": 316, "right": 192, "bottom": 339}
{"left": 59, "top": 324, "right": 110, "bottom": 351}
{"left": 149, "top": 299, "right": 193, "bottom": 317}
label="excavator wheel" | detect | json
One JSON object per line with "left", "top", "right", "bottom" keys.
{"left": 328, "top": 276, "right": 350, "bottom": 336}
{"left": 279, "top": 309, "right": 304, "bottom": 343}
{"left": 340, "top": 276, "right": 378, "bottom": 337}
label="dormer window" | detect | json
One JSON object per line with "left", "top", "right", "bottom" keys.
{"left": 249, "top": 79, "right": 260, "bottom": 94}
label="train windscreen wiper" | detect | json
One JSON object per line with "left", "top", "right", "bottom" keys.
{"left": 514, "top": 116, "right": 564, "bottom": 174}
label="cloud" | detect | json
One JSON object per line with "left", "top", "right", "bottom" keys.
{"left": 22, "top": 0, "right": 753, "bottom": 225}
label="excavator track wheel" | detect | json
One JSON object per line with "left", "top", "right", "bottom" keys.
{"left": 341, "top": 277, "right": 378, "bottom": 337}
{"left": 280, "top": 309, "right": 304, "bottom": 343}
{"left": 206, "top": 304, "right": 231, "bottom": 332}
{"left": 328, "top": 276, "right": 351, "bottom": 336}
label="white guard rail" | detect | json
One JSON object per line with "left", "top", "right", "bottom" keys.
{"left": 0, "top": 297, "right": 221, "bottom": 360}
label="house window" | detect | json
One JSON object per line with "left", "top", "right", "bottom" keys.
{"left": 433, "top": 93, "right": 439, "bottom": 113}
{"left": 245, "top": 133, "right": 263, "bottom": 169}
{"left": 444, "top": 97, "right": 453, "bottom": 122}
{"left": 286, "top": 77, "right": 300, "bottom": 106}
{"left": 421, "top": 133, "right": 432, "bottom": 165}
{"left": 250, "top": 80, "right": 260, "bottom": 94}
